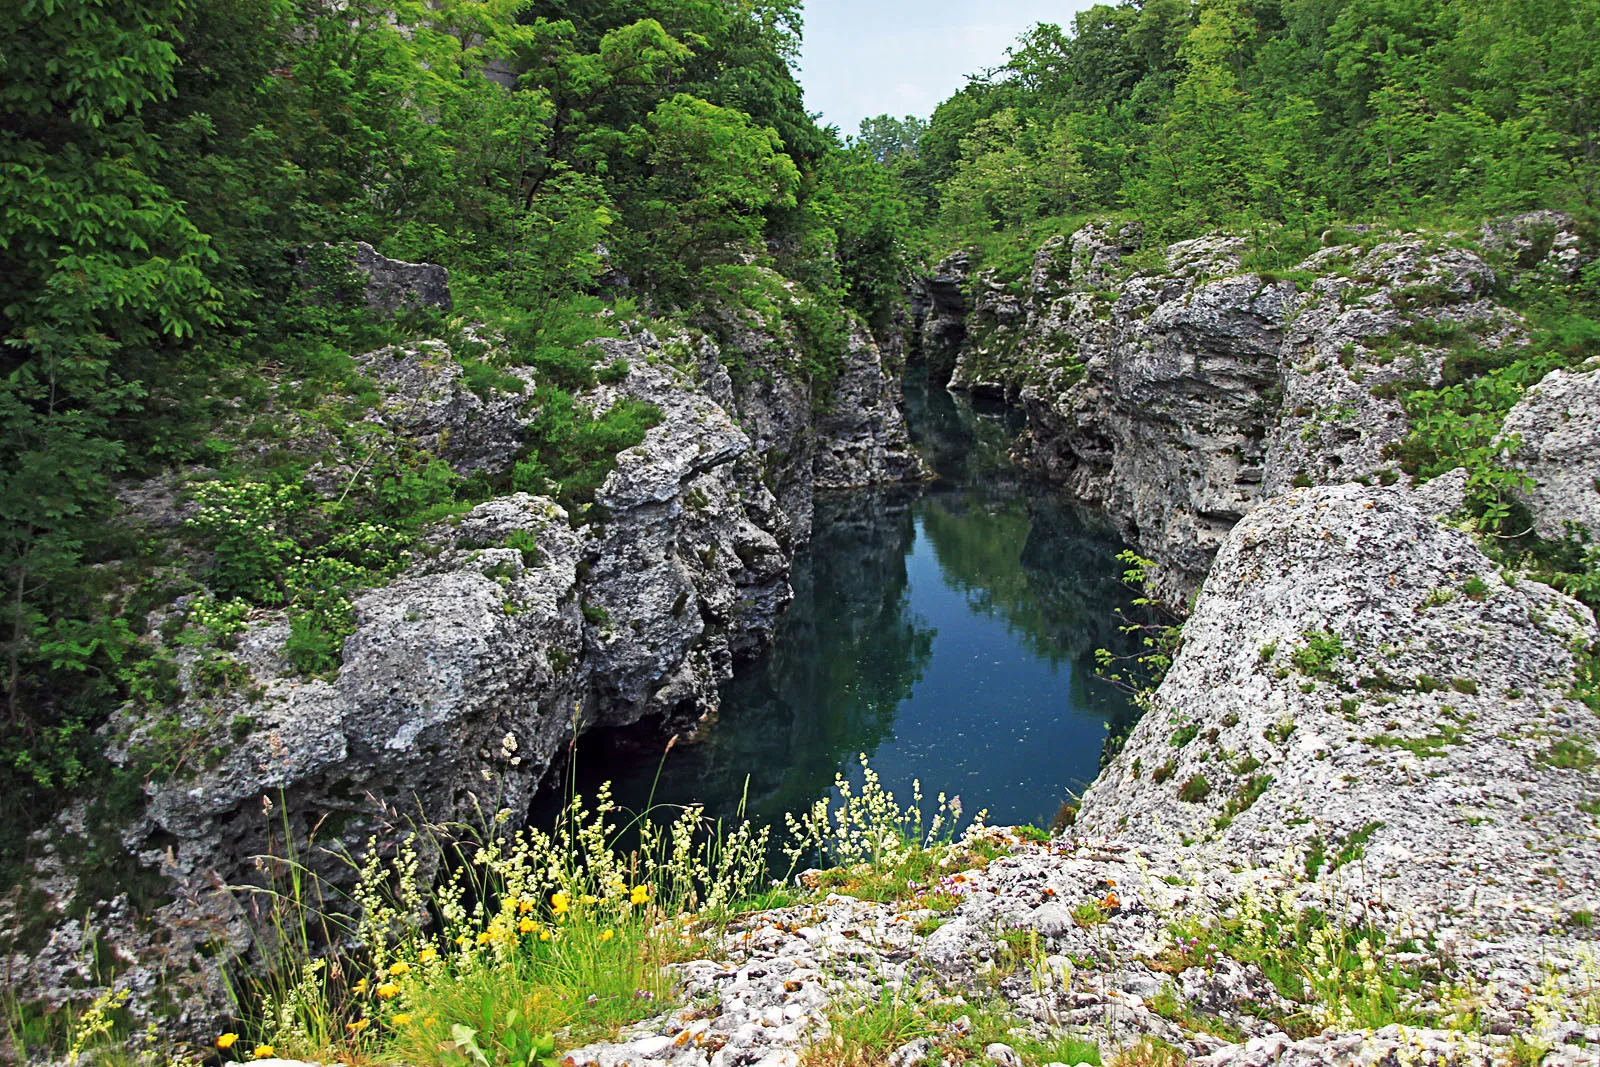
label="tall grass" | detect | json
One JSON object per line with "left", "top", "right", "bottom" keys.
{"left": 228, "top": 777, "right": 773, "bottom": 1066}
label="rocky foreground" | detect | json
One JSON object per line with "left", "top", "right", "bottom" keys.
{"left": 539, "top": 476, "right": 1598, "bottom": 1067}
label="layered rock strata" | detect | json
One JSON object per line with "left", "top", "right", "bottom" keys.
{"left": 925, "top": 215, "right": 1587, "bottom": 604}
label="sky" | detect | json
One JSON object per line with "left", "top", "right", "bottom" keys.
{"left": 796, "top": 1, "right": 1102, "bottom": 136}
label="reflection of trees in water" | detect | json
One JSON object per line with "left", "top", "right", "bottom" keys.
{"left": 695, "top": 490, "right": 935, "bottom": 821}
{"left": 561, "top": 375, "right": 1142, "bottom": 830}
{"left": 908, "top": 372, "right": 1141, "bottom": 670}
{"left": 571, "top": 490, "right": 935, "bottom": 827}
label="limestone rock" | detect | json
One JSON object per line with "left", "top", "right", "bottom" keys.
{"left": 923, "top": 220, "right": 1542, "bottom": 603}
{"left": 350, "top": 240, "right": 453, "bottom": 315}
{"left": 1077, "top": 480, "right": 1599, "bottom": 982}
{"left": 911, "top": 252, "right": 971, "bottom": 385}
{"left": 1500, "top": 363, "right": 1600, "bottom": 543}
{"left": 1481, "top": 210, "right": 1591, "bottom": 281}
{"left": 354, "top": 339, "right": 532, "bottom": 474}
{"left": 813, "top": 321, "right": 925, "bottom": 489}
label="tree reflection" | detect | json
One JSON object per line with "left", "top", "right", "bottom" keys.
{"left": 561, "top": 375, "right": 1142, "bottom": 836}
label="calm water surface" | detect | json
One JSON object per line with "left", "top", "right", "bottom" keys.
{"left": 568, "top": 377, "right": 1139, "bottom": 833}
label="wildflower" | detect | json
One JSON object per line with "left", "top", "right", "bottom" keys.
{"left": 253, "top": 1045, "right": 276, "bottom": 1059}
{"left": 347, "top": 1018, "right": 371, "bottom": 1034}
{"left": 476, "top": 931, "right": 493, "bottom": 946}
{"left": 519, "top": 917, "right": 538, "bottom": 934}
{"left": 387, "top": 961, "right": 410, "bottom": 977}
{"left": 540, "top": 929, "right": 552, "bottom": 942}
{"left": 353, "top": 977, "right": 369, "bottom": 994}
{"left": 581, "top": 893, "right": 598, "bottom": 906}
{"left": 1102, "top": 891, "right": 1121, "bottom": 909}
{"left": 375, "top": 982, "right": 401, "bottom": 1000}
{"left": 552, "top": 891, "right": 571, "bottom": 916}
{"left": 391, "top": 1013, "right": 413, "bottom": 1027}
{"left": 216, "top": 1033, "right": 240, "bottom": 1050}
{"left": 600, "top": 929, "right": 615, "bottom": 942}
{"left": 518, "top": 898, "right": 536, "bottom": 914}
{"left": 630, "top": 885, "right": 650, "bottom": 906}
{"left": 419, "top": 946, "right": 438, "bottom": 963}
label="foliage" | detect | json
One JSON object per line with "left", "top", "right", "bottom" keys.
{"left": 1094, "top": 551, "right": 1184, "bottom": 764}
{"left": 0, "top": 0, "right": 905, "bottom": 872}
{"left": 894, "top": 0, "right": 1600, "bottom": 254}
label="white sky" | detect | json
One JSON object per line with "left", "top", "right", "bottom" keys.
{"left": 796, "top": 1, "right": 1104, "bottom": 136}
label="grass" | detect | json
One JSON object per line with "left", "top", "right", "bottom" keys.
{"left": 1542, "top": 739, "right": 1598, "bottom": 770}
{"left": 803, "top": 985, "right": 1101, "bottom": 1067}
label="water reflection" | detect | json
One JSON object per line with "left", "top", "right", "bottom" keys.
{"left": 567, "top": 379, "right": 1140, "bottom": 832}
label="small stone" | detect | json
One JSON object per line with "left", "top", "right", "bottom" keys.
{"left": 984, "top": 1042, "right": 1024, "bottom": 1067}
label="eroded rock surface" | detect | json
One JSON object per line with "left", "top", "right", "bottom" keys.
{"left": 5, "top": 309, "right": 924, "bottom": 1043}
{"left": 1078, "top": 479, "right": 1599, "bottom": 983}
{"left": 350, "top": 240, "right": 453, "bottom": 315}
{"left": 1501, "top": 362, "right": 1600, "bottom": 543}
{"left": 927, "top": 220, "right": 1569, "bottom": 603}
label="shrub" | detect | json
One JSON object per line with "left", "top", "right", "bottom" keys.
{"left": 1178, "top": 774, "right": 1211, "bottom": 803}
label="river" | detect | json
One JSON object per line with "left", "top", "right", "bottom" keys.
{"left": 562, "top": 375, "right": 1141, "bottom": 839}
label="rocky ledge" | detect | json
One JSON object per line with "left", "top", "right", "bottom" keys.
{"left": 917, "top": 214, "right": 1596, "bottom": 604}
{"left": 3, "top": 254, "right": 924, "bottom": 1039}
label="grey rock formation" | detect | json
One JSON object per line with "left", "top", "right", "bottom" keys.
{"left": 927, "top": 221, "right": 1557, "bottom": 603}
{"left": 582, "top": 346, "right": 793, "bottom": 722}
{"left": 1500, "top": 362, "right": 1600, "bottom": 543}
{"left": 350, "top": 241, "right": 453, "bottom": 315}
{"left": 7, "top": 303, "right": 927, "bottom": 1047}
{"left": 1077, "top": 479, "right": 1599, "bottom": 979}
{"left": 911, "top": 252, "right": 971, "bottom": 385}
{"left": 813, "top": 321, "right": 925, "bottom": 489}
{"left": 1480, "top": 210, "right": 1591, "bottom": 281}
{"left": 354, "top": 339, "right": 533, "bottom": 474}
{"left": 14, "top": 493, "right": 586, "bottom": 1037}
{"left": 713, "top": 295, "right": 925, "bottom": 538}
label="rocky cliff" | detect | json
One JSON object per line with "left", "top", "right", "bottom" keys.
{"left": 918, "top": 215, "right": 1593, "bottom": 605}
{"left": 500, "top": 477, "right": 1600, "bottom": 1067}
{"left": 2, "top": 260, "right": 924, "bottom": 1037}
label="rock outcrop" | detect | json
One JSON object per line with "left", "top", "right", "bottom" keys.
{"left": 717, "top": 303, "right": 925, "bottom": 537}
{"left": 5, "top": 302, "right": 924, "bottom": 1040}
{"left": 1500, "top": 362, "right": 1600, "bottom": 543}
{"left": 925, "top": 220, "right": 1560, "bottom": 604}
{"left": 1077, "top": 477, "right": 1599, "bottom": 1000}
{"left": 350, "top": 241, "right": 454, "bottom": 315}
{"left": 910, "top": 252, "right": 972, "bottom": 387}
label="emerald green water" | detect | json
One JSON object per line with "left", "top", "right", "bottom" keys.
{"left": 569, "top": 378, "right": 1140, "bottom": 833}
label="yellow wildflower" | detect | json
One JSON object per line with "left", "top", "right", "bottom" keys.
{"left": 581, "top": 893, "right": 598, "bottom": 906}
{"left": 375, "top": 982, "right": 400, "bottom": 1000}
{"left": 419, "top": 946, "right": 438, "bottom": 963}
{"left": 391, "top": 1013, "right": 413, "bottom": 1027}
{"left": 353, "top": 977, "right": 369, "bottom": 994}
{"left": 346, "top": 1018, "right": 370, "bottom": 1034}
{"left": 252, "top": 1045, "right": 276, "bottom": 1059}
{"left": 216, "top": 1033, "right": 240, "bottom": 1050}
{"left": 387, "top": 961, "right": 410, "bottom": 977}
{"left": 630, "top": 885, "right": 649, "bottom": 906}
{"left": 517, "top": 897, "right": 536, "bottom": 914}
{"left": 539, "top": 929, "right": 552, "bottom": 942}
{"left": 476, "top": 930, "right": 493, "bottom": 946}
{"left": 600, "top": 929, "right": 615, "bottom": 942}
{"left": 519, "top": 917, "right": 538, "bottom": 934}
{"left": 551, "top": 891, "right": 570, "bottom": 916}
